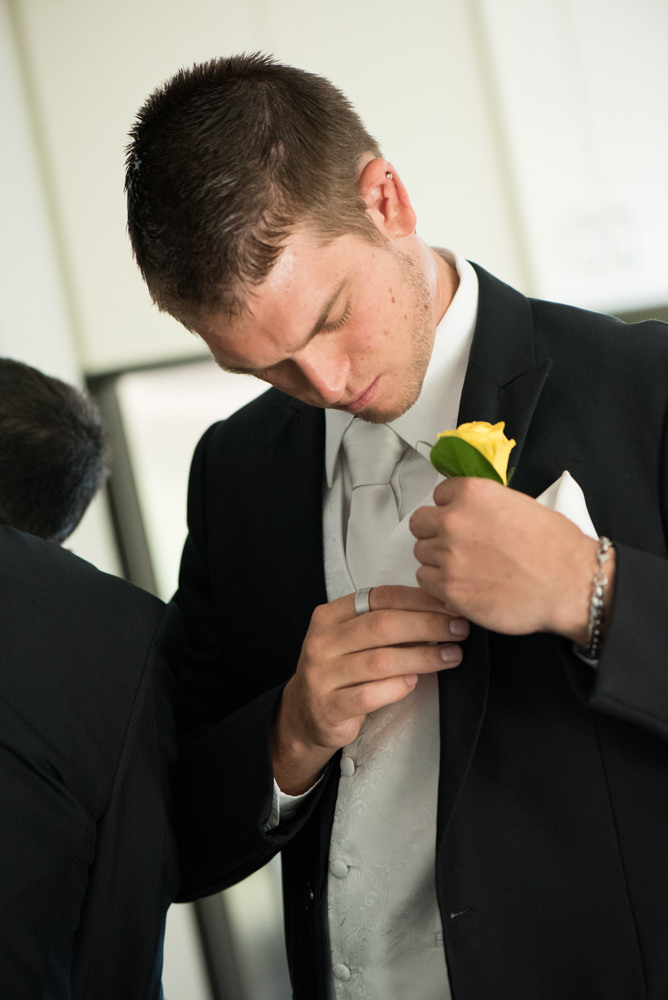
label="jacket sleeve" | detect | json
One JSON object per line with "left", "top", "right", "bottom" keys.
{"left": 561, "top": 406, "right": 668, "bottom": 741}
{"left": 579, "top": 543, "right": 668, "bottom": 739}
{"left": 172, "top": 420, "right": 331, "bottom": 900}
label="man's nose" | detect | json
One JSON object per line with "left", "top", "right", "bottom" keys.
{"left": 293, "top": 342, "right": 350, "bottom": 404}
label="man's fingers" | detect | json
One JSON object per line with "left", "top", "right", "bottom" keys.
{"left": 319, "top": 585, "right": 447, "bottom": 626}
{"left": 409, "top": 506, "right": 441, "bottom": 540}
{"left": 366, "top": 584, "right": 447, "bottom": 614}
{"left": 351, "top": 604, "right": 467, "bottom": 650}
{"left": 305, "top": 587, "right": 468, "bottom": 658}
{"left": 413, "top": 537, "right": 447, "bottom": 569}
{"left": 328, "top": 643, "right": 464, "bottom": 716}
{"left": 335, "top": 637, "right": 464, "bottom": 689}
{"left": 276, "top": 588, "right": 468, "bottom": 785}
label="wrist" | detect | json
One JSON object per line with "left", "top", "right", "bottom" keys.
{"left": 575, "top": 536, "right": 615, "bottom": 660}
{"left": 270, "top": 706, "right": 334, "bottom": 796}
{"left": 552, "top": 535, "right": 616, "bottom": 647}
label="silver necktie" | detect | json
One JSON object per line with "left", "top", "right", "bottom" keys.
{"left": 342, "top": 419, "right": 407, "bottom": 589}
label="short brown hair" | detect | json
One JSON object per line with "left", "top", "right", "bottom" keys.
{"left": 126, "top": 52, "right": 382, "bottom": 323}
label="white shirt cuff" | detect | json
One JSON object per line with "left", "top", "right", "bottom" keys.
{"left": 263, "top": 775, "right": 324, "bottom": 832}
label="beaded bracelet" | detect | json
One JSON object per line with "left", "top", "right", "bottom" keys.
{"left": 579, "top": 536, "right": 613, "bottom": 661}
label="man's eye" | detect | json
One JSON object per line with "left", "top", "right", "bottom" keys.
{"left": 321, "top": 303, "right": 351, "bottom": 333}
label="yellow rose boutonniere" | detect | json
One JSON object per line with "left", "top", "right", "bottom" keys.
{"left": 430, "top": 421, "right": 516, "bottom": 485}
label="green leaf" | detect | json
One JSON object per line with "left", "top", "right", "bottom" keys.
{"left": 430, "top": 436, "right": 505, "bottom": 483}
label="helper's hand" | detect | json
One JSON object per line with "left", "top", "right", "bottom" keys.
{"left": 271, "top": 585, "right": 468, "bottom": 794}
{"left": 410, "top": 477, "right": 614, "bottom": 642}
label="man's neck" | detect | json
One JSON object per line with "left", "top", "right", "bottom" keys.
{"left": 431, "top": 246, "right": 461, "bottom": 325}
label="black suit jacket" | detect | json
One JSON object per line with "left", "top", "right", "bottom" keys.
{"left": 175, "top": 266, "right": 668, "bottom": 999}
{"left": 0, "top": 527, "right": 179, "bottom": 999}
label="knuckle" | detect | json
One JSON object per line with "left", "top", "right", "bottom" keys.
{"left": 440, "top": 505, "right": 461, "bottom": 533}
{"left": 464, "top": 475, "right": 490, "bottom": 501}
{"left": 369, "top": 608, "right": 395, "bottom": 638}
{"left": 309, "top": 602, "right": 329, "bottom": 628}
{"left": 355, "top": 686, "right": 377, "bottom": 714}
{"left": 366, "top": 647, "right": 390, "bottom": 677}
{"left": 303, "top": 630, "right": 328, "bottom": 664}
{"left": 370, "top": 584, "right": 394, "bottom": 609}
{"left": 459, "top": 474, "right": 480, "bottom": 494}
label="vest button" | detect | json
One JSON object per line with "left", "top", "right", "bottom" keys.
{"left": 329, "top": 858, "right": 349, "bottom": 879}
{"left": 340, "top": 755, "right": 356, "bottom": 777}
{"left": 333, "top": 963, "right": 351, "bottom": 982}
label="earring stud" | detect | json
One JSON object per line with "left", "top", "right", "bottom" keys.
{"left": 386, "top": 170, "right": 393, "bottom": 179}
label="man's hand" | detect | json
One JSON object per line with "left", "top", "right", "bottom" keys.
{"left": 410, "top": 477, "right": 615, "bottom": 643}
{"left": 271, "top": 585, "right": 468, "bottom": 794}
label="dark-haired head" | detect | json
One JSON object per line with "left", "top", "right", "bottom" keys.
{"left": 0, "top": 358, "right": 109, "bottom": 543}
{"left": 126, "top": 52, "right": 383, "bottom": 325}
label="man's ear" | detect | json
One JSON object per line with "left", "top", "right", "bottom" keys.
{"left": 358, "top": 158, "right": 417, "bottom": 238}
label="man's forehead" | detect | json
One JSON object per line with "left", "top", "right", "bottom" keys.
{"left": 203, "top": 227, "right": 340, "bottom": 325}
{"left": 241, "top": 231, "right": 350, "bottom": 318}
{"left": 258, "top": 224, "right": 345, "bottom": 291}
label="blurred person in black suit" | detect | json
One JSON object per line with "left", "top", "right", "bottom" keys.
{"left": 0, "top": 357, "right": 179, "bottom": 999}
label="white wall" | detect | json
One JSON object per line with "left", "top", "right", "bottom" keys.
{"left": 477, "top": 0, "right": 668, "bottom": 312}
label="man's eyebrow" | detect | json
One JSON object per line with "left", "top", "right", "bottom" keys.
{"left": 222, "top": 279, "right": 347, "bottom": 376}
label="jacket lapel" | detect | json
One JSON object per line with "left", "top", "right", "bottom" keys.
{"left": 437, "top": 264, "right": 551, "bottom": 846}
{"left": 458, "top": 264, "right": 552, "bottom": 470}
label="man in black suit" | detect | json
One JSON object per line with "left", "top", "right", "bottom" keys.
{"left": 0, "top": 358, "right": 179, "bottom": 998}
{"left": 126, "top": 55, "right": 668, "bottom": 999}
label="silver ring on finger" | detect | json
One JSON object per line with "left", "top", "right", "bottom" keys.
{"left": 354, "top": 587, "right": 372, "bottom": 615}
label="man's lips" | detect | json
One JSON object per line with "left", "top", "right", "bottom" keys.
{"left": 339, "top": 377, "right": 380, "bottom": 412}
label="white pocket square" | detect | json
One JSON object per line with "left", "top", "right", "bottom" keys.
{"left": 536, "top": 470, "right": 598, "bottom": 540}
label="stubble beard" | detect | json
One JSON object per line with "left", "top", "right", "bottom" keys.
{"left": 358, "top": 248, "right": 435, "bottom": 424}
